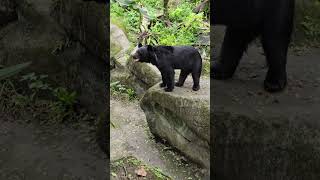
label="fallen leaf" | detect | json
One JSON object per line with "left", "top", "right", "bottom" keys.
{"left": 135, "top": 166, "right": 147, "bottom": 177}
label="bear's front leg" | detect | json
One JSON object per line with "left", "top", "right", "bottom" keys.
{"left": 212, "top": 27, "right": 256, "bottom": 79}
{"left": 164, "top": 68, "right": 175, "bottom": 92}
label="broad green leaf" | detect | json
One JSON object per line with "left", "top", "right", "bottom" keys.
{"left": 0, "top": 62, "right": 32, "bottom": 81}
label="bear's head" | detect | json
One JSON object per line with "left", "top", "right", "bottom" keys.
{"left": 132, "top": 43, "right": 155, "bottom": 63}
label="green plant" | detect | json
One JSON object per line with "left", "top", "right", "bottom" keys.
{"left": 53, "top": 87, "right": 77, "bottom": 107}
{"left": 110, "top": 81, "right": 137, "bottom": 101}
{"left": 301, "top": 15, "right": 320, "bottom": 41}
{"left": 20, "top": 73, "right": 51, "bottom": 101}
{"left": 46, "top": 88, "right": 77, "bottom": 123}
{"left": 168, "top": 3, "right": 193, "bottom": 22}
{"left": 203, "top": 60, "right": 210, "bottom": 75}
{"left": 152, "top": 167, "right": 168, "bottom": 179}
{"left": 0, "top": 72, "right": 86, "bottom": 124}
{"left": 126, "top": 88, "right": 136, "bottom": 101}
{"left": 111, "top": 0, "right": 209, "bottom": 46}
{"left": 293, "top": 0, "right": 320, "bottom": 46}
{"left": 111, "top": 0, "right": 154, "bottom": 33}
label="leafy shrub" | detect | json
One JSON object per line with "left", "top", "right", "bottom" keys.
{"left": 111, "top": 0, "right": 210, "bottom": 76}
{"left": 111, "top": 2, "right": 140, "bottom": 38}
{"left": 151, "top": 10, "right": 206, "bottom": 45}
{"left": 168, "top": 3, "right": 194, "bottom": 22}
{"left": 110, "top": 81, "right": 137, "bottom": 101}
{"left": 53, "top": 87, "right": 77, "bottom": 108}
{"left": 20, "top": 73, "right": 51, "bottom": 101}
{"left": 293, "top": 0, "right": 320, "bottom": 46}
{"left": 301, "top": 15, "right": 320, "bottom": 42}
{"left": 111, "top": 0, "right": 209, "bottom": 46}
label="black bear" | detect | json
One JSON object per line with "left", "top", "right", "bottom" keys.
{"left": 132, "top": 43, "right": 202, "bottom": 92}
{"left": 211, "top": 0, "right": 295, "bottom": 92}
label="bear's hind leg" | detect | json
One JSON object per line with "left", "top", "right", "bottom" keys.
{"left": 212, "top": 27, "right": 257, "bottom": 79}
{"left": 261, "top": 35, "right": 289, "bottom": 92}
{"left": 159, "top": 71, "right": 167, "bottom": 88}
{"left": 175, "top": 70, "right": 190, "bottom": 87}
{"left": 191, "top": 70, "right": 201, "bottom": 91}
{"left": 261, "top": 1, "right": 293, "bottom": 92}
{"left": 164, "top": 68, "right": 175, "bottom": 92}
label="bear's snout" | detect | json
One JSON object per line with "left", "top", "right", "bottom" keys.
{"left": 131, "top": 53, "right": 140, "bottom": 62}
{"left": 132, "top": 54, "right": 137, "bottom": 59}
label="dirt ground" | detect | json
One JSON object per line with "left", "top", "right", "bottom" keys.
{"left": 0, "top": 115, "right": 108, "bottom": 180}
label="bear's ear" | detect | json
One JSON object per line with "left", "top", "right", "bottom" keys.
{"left": 147, "top": 45, "right": 154, "bottom": 51}
{"left": 138, "top": 43, "right": 142, "bottom": 48}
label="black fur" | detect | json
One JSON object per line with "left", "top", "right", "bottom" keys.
{"left": 212, "top": 0, "right": 295, "bottom": 92}
{"left": 132, "top": 43, "right": 202, "bottom": 92}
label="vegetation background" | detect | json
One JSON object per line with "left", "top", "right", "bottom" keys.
{"left": 110, "top": 0, "right": 210, "bottom": 100}
{"left": 294, "top": 0, "right": 320, "bottom": 47}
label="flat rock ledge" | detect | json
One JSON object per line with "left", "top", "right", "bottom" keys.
{"left": 211, "top": 42, "right": 320, "bottom": 179}
{"left": 140, "top": 78, "right": 210, "bottom": 168}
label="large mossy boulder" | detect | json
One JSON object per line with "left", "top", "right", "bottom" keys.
{"left": 0, "top": 0, "right": 108, "bottom": 115}
{"left": 140, "top": 78, "right": 210, "bottom": 168}
{"left": 0, "top": 0, "right": 17, "bottom": 27}
{"left": 111, "top": 54, "right": 162, "bottom": 96}
{"left": 51, "top": 0, "right": 108, "bottom": 61}
{"left": 0, "top": 0, "right": 108, "bottom": 155}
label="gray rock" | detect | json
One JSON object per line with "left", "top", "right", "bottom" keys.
{"left": 110, "top": 23, "right": 130, "bottom": 69}
{"left": 126, "top": 54, "right": 161, "bottom": 89}
{"left": 212, "top": 45, "right": 320, "bottom": 179}
{"left": 51, "top": 0, "right": 108, "bottom": 61}
{"left": 140, "top": 78, "right": 210, "bottom": 168}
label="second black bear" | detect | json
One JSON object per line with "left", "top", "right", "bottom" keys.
{"left": 132, "top": 43, "right": 202, "bottom": 92}
{"left": 212, "top": 0, "right": 295, "bottom": 92}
